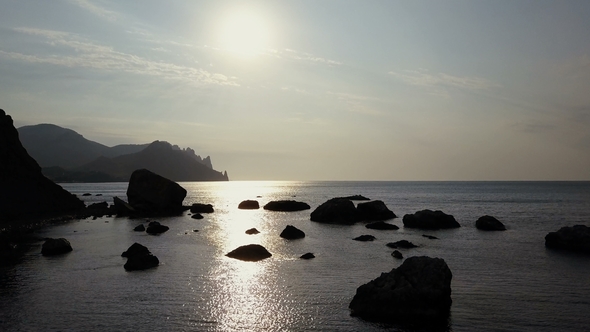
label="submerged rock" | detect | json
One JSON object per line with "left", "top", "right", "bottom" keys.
{"left": 263, "top": 200, "right": 310, "bottom": 212}
{"left": 386, "top": 240, "right": 418, "bottom": 249}
{"left": 280, "top": 225, "right": 305, "bottom": 239}
{"left": 403, "top": 210, "right": 460, "bottom": 229}
{"left": 476, "top": 215, "right": 506, "bottom": 231}
{"left": 354, "top": 235, "right": 376, "bottom": 242}
{"left": 310, "top": 198, "right": 361, "bottom": 224}
{"left": 366, "top": 221, "right": 399, "bottom": 230}
{"left": 226, "top": 244, "right": 272, "bottom": 262}
{"left": 238, "top": 200, "right": 260, "bottom": 209}
{"left": 41, "top": 238, "right": 73, "bottom": 256}
{"left": 357, "top": 200, "right": 396, "bottom": 221}
{"left": 545, "top": 225, "right": 590, "bottom": 253}
{"left": 349, "top": 256, "right": 452, "bottom": 324}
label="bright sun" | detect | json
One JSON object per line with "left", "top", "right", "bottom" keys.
{"left": 219, "top": 10, "right": 270, "bottom": 58}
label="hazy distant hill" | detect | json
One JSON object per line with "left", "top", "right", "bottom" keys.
{"left": 75, "top": 141, "right": 228, "bottom": 181}
{"left": 17, "top": 124, "right": 227, "bottom": 182}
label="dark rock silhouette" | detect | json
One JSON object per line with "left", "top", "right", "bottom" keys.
{"left": 349, "top": 256, "right": 452, "bottom": 324}
{"left": 146, "top": 221, "right": 169, "bottom": 235}
{"left": 423, "top": 234, "right": 439, "bottom": 240}
{"left": 122, "top": 243, "right": 159, "bottom": 271}
{"left": 190, "top": 203, "right": 214, "bottom": 213}
{"left": 354, "top": 235, "right": 376, "bottom": 242}
{"left": 357, "top": 200, "right": 396, "bottom": 221}
{"left": 245, "top": 228, "right": 260, "bottom": 235}
{"left": 238, "top": 200, "right": 260, "bottom": 209}
{"left": 391, "top": 250, "right": 403, "bottom": 259}
{"left": 386, "top": 240, "right": 418, "bottom": 249}
{"left": 191, "top": 213, "right": 204, "bottom": 220}
{"left": 336, "top": 195, "right": 370, "bottom": 201}
{"left": 0, "top": 109, "right": 85, "bottom": 222}
{"left": 133, "top": 224, "right": 145, "bottom": 232}
{"left": 365, "top": 221, "right": 399, "bottom": 230}
{"left": 403, "top": 209, "right": 460, "bottom": 229}
{"left": 300, "top": 253, "right": 315, "bottom": 259}
{"left": 263, "top": 200, "right": 310, "bottom": 212}
{"left": 41, "top": 238, "right": 73, "bottom": 256}
{"left": 112, "top": 196, "right": 135, "bottom": 216}
{"left": 226, "top": 244, "right": 272, "bottom": 261}
{"left": 310, "top": 198, "right": 361, "bottom": 224}
{"left": 127, "top": 169, "right": 187, "bottom": 216}
{"left": 545, "top": 225, "right": 590, "bottom": 253}
{"left": 476, "top": 215, "right": 506, "bottom": 231}
{"left": 280, "top": 225, "right": 305, "bottom": 239}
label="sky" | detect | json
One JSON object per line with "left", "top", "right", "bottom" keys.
{"left": 1, "top": 0, "right": 590, "bottom": 181}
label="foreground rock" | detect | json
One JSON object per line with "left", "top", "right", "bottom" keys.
{"left": 126, "top": 169, "right": 187, "bottom": 216}
{"left": 122, "top": 243, "right": 159, "bottom": 271}
{"left": 386, "top": 240, "right": 418, "bottom": 249}
{"left": 545, "top": 225, "right": 590, "bottom": 253}
{"left": 366, "top": 221, "right": 399, "bottom": 230}
{"left": 280, "top": 225, "right": 305, "bottom": 239}
{"left": 0, "top": 109, "right": 84, "bottom": 222}
{"left": 476, "top": 215, "right": 506, "bottom": 231}
{"left": 226, "top": 244, "right": 272, "bottom": 261}
{"left": 354, "top": 235, "right": 376, "bottom": 242}
{"left": 41, "top": 238, "right": 73, "bottom": 256}
{"left": 190, "top": 203, "right": 214, "bottom": 213}
{"left": 349, "top": 256, "right": 452, "bottom": 324}
{"left": 403, "top": 210, "right": 460, "bottom": 229}
{"left": 263, "top": 200, "right": 310, "bottom": 212}
{"left": 357, "top": 200, "right": 396, "bottom": 221}
{"left": 238, "top": 200, "right": 260, "bottom": 209}
{"left": 310, "top": 198, "right": 361, "bottom": 224}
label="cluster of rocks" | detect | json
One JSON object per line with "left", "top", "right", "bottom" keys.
{"left": 310, "top": 198, "right": 395, "bottom": 224}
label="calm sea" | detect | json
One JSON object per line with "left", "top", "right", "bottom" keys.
{"left": 1, "top": 181, "right": 589, "bottom": 331}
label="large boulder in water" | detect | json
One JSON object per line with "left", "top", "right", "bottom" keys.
{"left": 122, "top": 242, "right": 159, "bottom": 271}
{"left": 310, "top": 198, "right": 361, "bottom": 224}
{"left": 349, "top": 256, "right": 452, "bottom": 324}
{"left": 545, "top": 225, "right": 590, "bottom": 253}
{"left": 476, "top": 215, "right": 506, "bottom": 231}
{"left": 280, "top": 225, "right": 305, "bottom": 239}
{"left": 0, "top": 109, "right": 84, "bottom": 222}
{"left": 403, "top": 209, "right": 460, "bottom": 229}
{"left": 226, "top": 244, "right": 272, "bottom": 261}
{"left": 41, "top": 238, "right": 73, "bottom": 256}
{"left": 238, "top": 200, "right": 260, "bottom": 209}
{"left": 126, "top": 169, "right": 187, "bottom": 215}
{"left": 357, "top": 200, "right": 396, "bottom": 221}
{"left": 263, "top": 200, "right": 310, "bottom": 212}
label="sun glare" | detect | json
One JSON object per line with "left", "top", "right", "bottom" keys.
{"left": 219, "top": 10, "right": 270, "bottom": 58}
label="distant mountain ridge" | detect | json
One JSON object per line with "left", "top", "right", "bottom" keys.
{"left": 17, "top": 124, "right": 228, "bottom": 182}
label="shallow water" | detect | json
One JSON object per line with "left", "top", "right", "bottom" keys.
{"left": 1, "top": 181, "right": 589, "bottom": 331}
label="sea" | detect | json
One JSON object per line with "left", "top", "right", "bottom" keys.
{"left": 1, "top": 181, "right": 589, "bottom": 332}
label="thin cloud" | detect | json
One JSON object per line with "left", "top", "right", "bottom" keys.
{"left": 3, "top": 28, "right": 238, "bottom": 87}
{"left": 268, "top": 48, "right": 343, "bottom": 66}
{"left": 66, "top": 0, "right": 119, "bottom": 21}
{"left": 327, "top": 91, "right": 385, "bottom": 116}
{"left": 389, "top": 68, "right": 499, "bottom": 93}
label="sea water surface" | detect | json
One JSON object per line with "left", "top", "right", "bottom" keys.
{"left": 1, "top": 181, "right": 589, "bottom": 331}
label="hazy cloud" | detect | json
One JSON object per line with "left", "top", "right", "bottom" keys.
{"left": 389, "top": 68, "right": 499, "bottom": 96}
{"left": 66, "top": 0, "right": 118, "bottom": 21}
{"left": 327, "top": 91, "right": 385, "bottom": 115}
{"left": 3, "top": 28, "right": 238, "bottom": 87}
{"left": 268, "top": 48, "right": 343, "bottom": 66}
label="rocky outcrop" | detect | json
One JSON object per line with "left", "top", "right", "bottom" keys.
{"left": 357, "top": 200, "right": 396, "bottom": 221}
{"left": 386, "top": 240, "right": 417, "bottom": 249}
{"left": 280, "top": 225, "right": 305, "bottom": 239}
{"left": 476, "top": 215, "right": 506, "bottom": 231}
{"left": 41, "top": 238, "right": 73, "bottom": 256}
{"left": 122, "top": 243, "right": 159, "bottom": 271}
{"left": 310, "top": 198, "right": 361, "bottom": 224}
{"left": 365, "top": 221, "right": 399, "bottom": 230}
{"left": 545, "top": 225, "right": 590, "bottom": 253}
{"left": 226, "top": 244, "right": 272, "bottom": 261}
{"left": 238, "top": 200, "right": 260, "bottom": 209}
{"left": 190, "top": 203, "right": 214, "bottom": 213}
{"left": 263, "top": 200, "right": 311, "bottom": 212}
{"left": 0, "top": 109, "right": 85, "bottom": 222}
{"left": 403, "top": 210, "right": 460, "bottom": 229}
{"left": 354, "top": 235, "right": 376, "bottom": 242}
{"left": 126, "top": 169, "right": 187, "bottom": 216}
{"left": 349, "top": 256, "right": 452, "bottom": 324}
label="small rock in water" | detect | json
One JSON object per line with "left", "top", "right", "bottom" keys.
{"left": 246, "top": 228, "right": 260, "bottom": 235}
{"left": 226, "top": 244, "right": 272, "bottom": 261}
{"left": 422, "top": 234, "right": 438, "bottom": 240}
{"left": 353, "top": 235, "right": 376, "bottom": 242}
{"left": 82, "top": 193, "right": 92, "bottom": 196}
{"left": 238, "top": 200, "right": 260, "bottom": 209}
{"left": 191, "top": 213, "right": 204, "bottom": 220}
{"left": 391, "top": 250, "right": 403, "bottom": 259}
{"left": 41, "top": 238, "right": 73, "bottom": 256}
{"left": 280, "top": 225, "right": 305, "bottom": 239}
{"left": 386, "top": 240, "right": 418, "bottom": 249}
{"left": 134, "top": 224, "right": 145, "bottom": 232}
{"left": 300, "top": 253, "right": 315, "bottom": 259}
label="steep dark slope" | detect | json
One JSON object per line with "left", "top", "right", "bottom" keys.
{"left": 75, "top": 141, "right": 228, "bottom": 181}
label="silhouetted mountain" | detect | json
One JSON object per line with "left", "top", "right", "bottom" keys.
{"left": 75, "top": 141, "right": 228, "bottom": 182}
